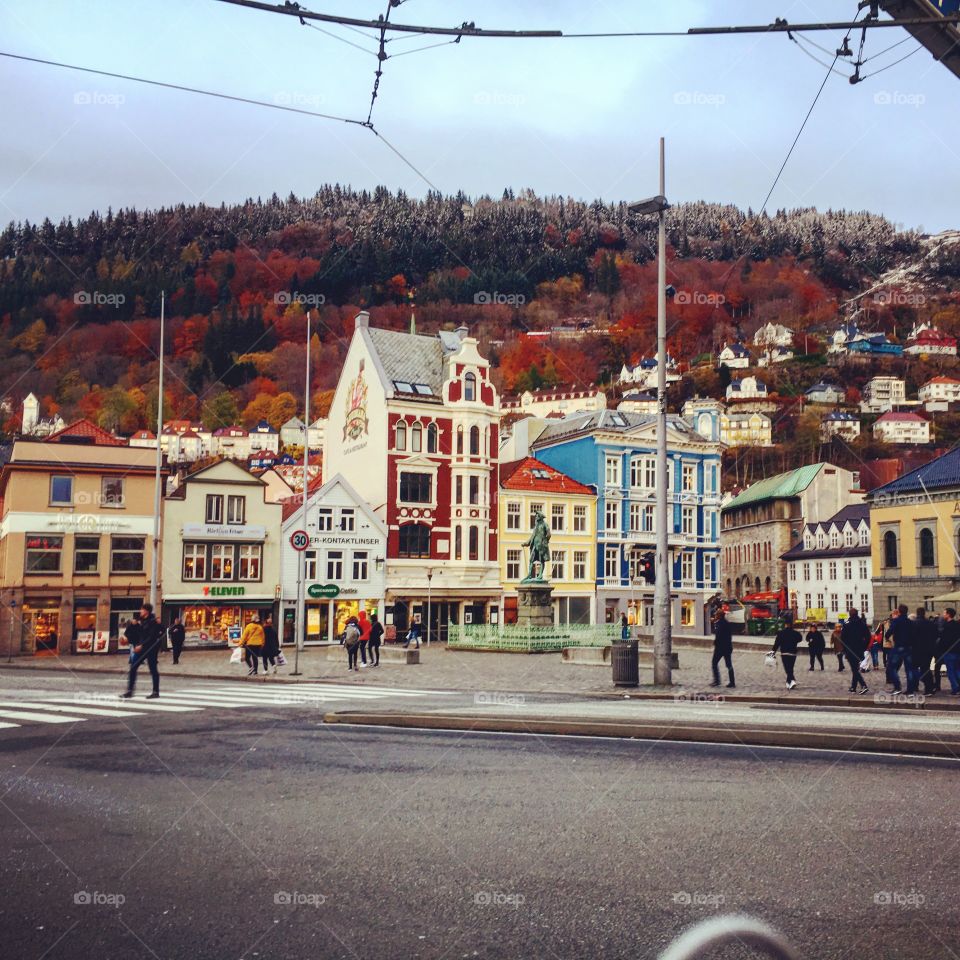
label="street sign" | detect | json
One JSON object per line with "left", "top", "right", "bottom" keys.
{"left": 307, "top": 583, "right": 340, "bottom": 599}
{"left": 290, "top": 530, "right": 310, "bottom": 551}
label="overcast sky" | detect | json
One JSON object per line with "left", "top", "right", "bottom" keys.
{"left": 2, "top": 1, "right": 957, "bottom": 233}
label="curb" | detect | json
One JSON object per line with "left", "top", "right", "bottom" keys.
{"left": 321, "top": 711, "right": 960, "bottom": 758}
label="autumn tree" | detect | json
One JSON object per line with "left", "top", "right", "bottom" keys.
{"left": 202, "top": 391, "right": 241, "bottom": 431}
{"left": 267, "top": 391, "right": 298, "bottom": 429}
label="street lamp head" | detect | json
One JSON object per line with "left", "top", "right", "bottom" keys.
{"left": 628, "top": 195, "right": 669, "bottom": 215}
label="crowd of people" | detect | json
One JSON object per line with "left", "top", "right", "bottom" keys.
{"left": 711, "top": 604, "right": 960, "bottom": 695}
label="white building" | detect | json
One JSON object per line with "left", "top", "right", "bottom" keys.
{"left": 212, "top": 426, "right": 252, "bottom": 460}
{"left": 279, "top": 473, "right": 387, "bottom": 645}
{"left": 757, "top": 345, "right": 795, "bottom": 367}
{"left": 160, "top": 460, "right": 282, "bottom": 647}
{"left": 249, "top": 420, "right": 280, "bottom": 454}
{"left": 21, "top": 393, "right": 39, "bottom": 434}
{"left": 805, "top": 382, "right": 845, "bottom": 405}
{"left": 128, "top": 429, "right": 157, "bottom": 450}
{"left": 721, "top": 411, "right": 772, "bottom": 447}
{"left": 821, "top": 411, "right": 861, "bottom": 442}
{"left": 682, "top": 397, "right": 723, "bottom": 443}
{"left": 717, "top": 342, "right": 751, "bottom": 370}
{"left": 618, "top": 391, "right": 658, "bottom": 415}
{"left": 726, "top": 376, "right": 769, "bottom": 402}
{"left": 501, "top": 386, "right": 606, "bottom": 419}
{"left": 904, "top": 322, "right": 958, "bottom": 356}
{"left": 618, "top": 356, "right": 681, "bottom": 390}
{"left": 753, "top": 322, "right": 794, "bottom": 348}
{"left": 161, "top": 421, "right": 212, "bottom": 462}
{"left": 872, "top": 412, "right": 931, "bottom": 445}
{"left": 783, "top": 504, "right": 873, "bottom": 624}
{"left": 278, "top": 416, "right": 326, "bottom": 450}
{"left": 827, "top": 322, "right": 860, "bottom": 354}
{"left": 861, "top": 376, "right": 906, "bottom": 414}
{"left": 919, "top": 376, "right": 960, "bottom": 411}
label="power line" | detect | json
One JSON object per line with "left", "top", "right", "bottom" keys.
{"left": 0, "top": 50, "right": 367, "bottom": 126}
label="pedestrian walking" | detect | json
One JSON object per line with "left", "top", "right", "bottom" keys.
{"left": 830, "top": 622, "right": 845, "bottom": 672}
{"left": 344, "top": 616, "right": 361, "bottom": 671}
{"left": 940, "top": 608, "right": 960, "bottom": 696}
{"left": 773, "top": 615, "right": 802, "bottom": 689}
{"left": 168, "top": 616, "right": 185, "bottom": 665}
{"left": 886, "top": 604, "right": 913, "bottom": 694}
{"left": 369, "top": 613, "right": 383, "bottom": 667}
{"left": 403, "top": 619, "right": 422, "bottom": 649}
{"left": 805, "top": 623, "right": 826, "bottom": 671}
{"left": 841, "top": 609, "right": 871, "bottom": 695}
{"left": 358, "top": 610, "right": 372, "bottom": 667}
{"left": 239, "top": 615, "right": 266, "bottom": 676}
{"left": 911, "top": 607, "right": 938, "bottom": 696}
{"left": 261, "top": 614, "right": 280, "bottom": 675}
{"left": 709, "top": 610, "right": 735, "bottom": 689}
{"left": 121, "top": 602, "right": 162, "bottom": 699}
{"left": 124, "top": 612, "right": 141, "bottom": 664}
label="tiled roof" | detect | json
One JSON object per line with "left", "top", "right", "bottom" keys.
{"left": 130, "top": 429, "right": 156, "bottom": 439}
{"left": 870, "top": 446, "right": 960, "bottom": 497}
{"left": 923, "top": 376, "right": 960, "bottom": 386}
{"left": 533, "top": 410, "right": 700, "bottom": 446}
{"left": 251, "top": 420, "right": 278, "bottom": 433}
{"left": 824, "top": 411, "right": 858, "bottom": 421}
{"left": 875, "top": 412, "right": 926, "bottom": 423}
{"left": 368, "top": 327, "right": 444, "bottom": 394}
{"left": 723, "top": 464, "right": 824, "bottom": 511}
{"left": 499, "top": 457, "right": 595, "bottom": 496}
{"left": 44, "top": 419, "right": 124, "bottom": 446}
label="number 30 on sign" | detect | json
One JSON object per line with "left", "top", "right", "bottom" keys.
{"left": 290, "top": 530, "right": 310, "bottom": 551}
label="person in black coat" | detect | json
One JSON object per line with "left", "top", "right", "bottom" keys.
{"left": 773, "top": 615, "right": 802, "bottom": 689}
{"left": 911, "top": 608, "right": 938, "bottom": 696}
{"left": 841, "top": 609, "right": 871, "bottom": 694}
{"left": 168, "top": 616, "right": 186, "bottom": 665}
{"left": 805, "top": 623, "right": 826, "bottom": 671}
{"left": 368, "top": 613, "right": 384, "bottom": 667}
{"left": 261, "top": 614, "right": 280, "bottom": 675}
{"left": 121, "top": 603, "right": 162, "bottom": 698}
{"left": 709, "top": 610, "right": 735, "bottom": 688}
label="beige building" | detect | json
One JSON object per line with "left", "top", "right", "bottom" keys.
{"left": 0, "top": 420, "right": 164, "bottom": 656}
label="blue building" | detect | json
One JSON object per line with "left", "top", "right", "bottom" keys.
{"left": 531, "top": 410, "right": 722, "bottom": 636}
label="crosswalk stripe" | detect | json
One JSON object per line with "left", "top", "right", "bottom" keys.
{"left": 46, "top": 698, "right": 201, "bottom": 713}
{"left": 195, "top": 683, "right": 455, "bottom": 697}
{"left": 0, "top": 708, "right": 86, "bottom": 724}
{"left": 187, "top": 686, "right": 406, "bottom": 701}
{"left": 0, "top": 721, "right": 19, "bottom": 729}
{"left": 129, "top": 696, "right": 257, "bottom": 708}
{"left": 0, "top": 701, "right": 146, "bottom": 718}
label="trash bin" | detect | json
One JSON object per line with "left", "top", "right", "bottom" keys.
{"left": 611, "top": 640, "right": 639, "bottom": 687}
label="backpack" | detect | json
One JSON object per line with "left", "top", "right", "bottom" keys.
{"left": 344, "top": 623, "right": 360, "bottom": 646}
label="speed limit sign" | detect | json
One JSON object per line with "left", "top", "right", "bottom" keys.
{"left": 290, "top": 530, "right": 310, "bottom": 551}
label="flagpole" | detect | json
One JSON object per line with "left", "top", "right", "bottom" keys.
{"left": 150, "top": 291, "right": 165, "bottom": 611}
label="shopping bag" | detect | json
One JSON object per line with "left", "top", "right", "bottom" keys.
{"left": 229, "top": 647, "right": 243, "bottom": 664}
{"left": 859, "top": 654, "right": 872, "bottom": 672}
{"left": 276, "top": 651, "right": 287, "bottom": 666}
{"left": 763, "top": 652, "right": 777, "bottom": 668}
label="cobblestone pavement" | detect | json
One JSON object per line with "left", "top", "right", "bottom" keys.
{"left": 2, "top": 642, "right": 931, "bottom": 702}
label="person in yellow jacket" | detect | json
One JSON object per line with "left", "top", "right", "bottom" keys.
{"left": 239, "top": 615, "right": 266, "bottom": 676}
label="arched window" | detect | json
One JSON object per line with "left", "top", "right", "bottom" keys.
{"left": 427, "top": 423, "right": 438, "bottom": 454}
{"left": 395, "top": 421, "right": 407, "bottom": 451}
{"left": 764, "top": 576, "right": 771, "bottom": 592}
{"left": 754, "top": 576, "right": 761, "bottom": 593}
{"left": 919, "top": 527, "right": 935, "bottom": 568}
{"left": 456, "top": 426, "right": 464, "bottom": 455}
{"left": 469, "top": 426, "right": 480, "bottom": 456}
{"left": 464, "top": 371, "right": 476, "bottom": 401}
{"left": 883, "top": 530, "right": 898, "bottom": 568}
{"left": 454, "top": 526, "right": 462, "bottom": 560}
{"left": 468, "top": 525, "right": 479, "bottom": 560}
{"left": 398, "top": 524, "right": 430, "bottom": 558}
{"left": 411, "top": 422, "right": 422, "bottom": 453}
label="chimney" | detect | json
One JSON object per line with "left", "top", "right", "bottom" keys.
{"left": 456, "top": 324, "right": 469, "bottom": 340}
{"left": 355, "top": 311, "right": 370, "bottom": 329}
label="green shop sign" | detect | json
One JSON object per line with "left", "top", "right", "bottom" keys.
{"left": 307, "top": 583, "right": 341, "bottom": 599}
{"left": 202, "top": 586, "right": 246, "bottom": 597}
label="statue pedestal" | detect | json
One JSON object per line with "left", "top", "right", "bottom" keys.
{"left": 517, "top": 581, "right": 554, "bottom": 628}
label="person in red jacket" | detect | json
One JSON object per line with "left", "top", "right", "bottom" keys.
{"left": 357, "top": 610, "right": 372, "bottom": 667}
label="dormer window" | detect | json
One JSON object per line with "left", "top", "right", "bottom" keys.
{"left": 464, "top": 371, "right": 476, "bottom": 402}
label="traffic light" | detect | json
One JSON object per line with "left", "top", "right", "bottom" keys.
{"left": 640, "top": 551, "right": 656, "bottom": 585}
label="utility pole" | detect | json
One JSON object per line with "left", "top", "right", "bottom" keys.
{"left": 292, "top": 310, "right": 312, "bottom": 676}
{"left": 150, "top": 291, "right": 165, "bottom": 612}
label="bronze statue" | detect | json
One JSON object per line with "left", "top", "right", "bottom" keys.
{"left": 522, "top": 508, "right": 551, "bottom": 582}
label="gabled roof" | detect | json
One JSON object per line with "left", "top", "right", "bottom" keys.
{"left": 499, "top": 457, "right": 595, "bottom": 496}
{"left": 870, "top": 446, "right": 960, "bottom": 497}
{"left": 532, "top": 410, "right": 703, "bottom": 447}
{"left": 923, "top": 376, "right": 960, "bottom": 386}
{"left": 251, "top": 420, "right": 278, "bottom": 434}
{"left": 44, "top": 419, "right": 123, "bottom": 446}
{"left": 806, "top": 381, "right": 841, "bottom": 394}
{"left": 213, "top": 426, "right": 249, "bottom": 437}
{"left": 129, "top": 429, "right": 156, "bottom": 440}
{"left": 875, "top": 411, "right": 926, "bottom": 423}
{"left": 281, "top": 417, "right": 304, "bottom": 430}
{"left": 723, "top": 464, "right": 824, "bottom": 511}
{"left": 721, "top": 342, "right": 750, "bottom": 356}
{"left": 824, "top": 411, "right": 859, "bottom": 421}
{"left": 367, "top": 327, "right": 444, "bottom": 395}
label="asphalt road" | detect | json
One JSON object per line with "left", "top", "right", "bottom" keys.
{"left": 0, "top": 673, "right": 957, "bottom": 960}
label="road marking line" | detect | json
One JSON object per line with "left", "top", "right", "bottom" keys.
{"left": 46, "top": 698, "right": 201, "bottom": 713}
{"left": 0, "top": 709, "right": 86, "bottom": 724}
{"left": 0, "top": 701, "right": 146, "bottom": 718}
{"left": 0, "top": 721, "right": 19, "bottom": 729}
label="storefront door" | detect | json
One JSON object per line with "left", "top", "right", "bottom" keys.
{"left": 23, "top": 601, "right": 60, "bottom": 655}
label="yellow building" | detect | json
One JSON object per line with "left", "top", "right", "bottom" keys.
{"left": 867, "top": 446, "right": 960, "bottom": 615}
{"left": 499, "top": 457, "right": 597, "bottom": 625}
{"left": 720, "top": 411, "right": 772, "bottom": 447}
{"left": 0, "top": 421, "right": 164, "bottom": 656}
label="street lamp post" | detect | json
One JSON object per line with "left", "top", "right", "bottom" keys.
{"left": 426, "top": 568, "right": 433, "bottom": 646}
{"left": 628, "top": 137, "right": 672, "bottom": 686}
{"left": 292, "top": 309, "right": 312, "bottom": 677}
{"left": 150, "top": 291, "right": 165, "bottom": 612}
{"left": 7, "top": 599, "right": 17, "bottom": 663}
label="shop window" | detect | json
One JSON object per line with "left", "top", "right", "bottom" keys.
{"left": 399, "top": 472, "right": 432, "bottom": 504}
{"left": 399, "top": 524, "right": 431, "bottom": 559}
{"left": 680, "top": 600, "right": 695, "bottom": 626}
{"left": 395, "top": 421, "right": 407, "bottom": 451}
{"left": 74, "top": 535, "right": 100, "bottom": 574}
{"left": 464, "top": 371, "right": 476, "bottom": 401}
{"left": 427, "top": 423, "right": 438, "bottom": 454}
{"left": 210, "top": 543, "right": 233, "bottom": 580}
{"left": 50, "top": 475, "right": 72, "bottom": 506}
{"left": 506, "top": 549, "right": 521, "bottom": 580}
{"left": 101, "top": 477, "right": 124, "bottom": 508}
{"left": 206, "top": 494, "right": 224, "bottom": 524}
{"left": 25, "top": 534, "right": 63, "bottom": 573}
{"left": 326, "top": 550, "right": 344, "bottom": 581}
{"left": 317, "top": 508, "right": 333, "bottom": 531}
{"left": 506, "top": 502, "right": 521, "bottom": 530}
{"left": 227, "top": 495, "right": 245, "bottom": 524}
{"left": 238, "top": 544, "right": 262, "bottom": 580}
{"left": 469, "top": 476, "right": 480, "bottom": 505}
{"left": 110, "top": 536, "right": 145, "bottom": 574}
{"left": 183, "top": 543, "right": 206, "bottom": 580}
{"left": 352, "top": 551, "right": 368, "bottom": 581}
{"left": 339, "top": 508, "right": 355, "bottom": 532}
{"left": 469, "top": 426, "right": 480, "bottom": 456}
{"left": 411, "top": 423, "right": 422, "bottom": 453}
{"left": 468, "top": 525, "right": 479, "bottom": 561}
